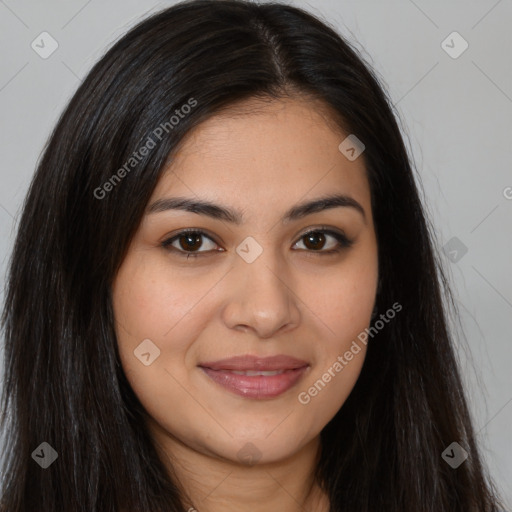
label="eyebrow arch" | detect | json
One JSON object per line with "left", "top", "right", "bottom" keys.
{"left": 146, "top": 193, "right": 366, "bottom": 224}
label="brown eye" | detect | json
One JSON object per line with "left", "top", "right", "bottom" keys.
{"left": 161, "top": 230, "right": 220, "bottom": 258}
{"left": 303, "top": 231, "right": 327, "bottom": 250}
{"left": 177, "top": 233, "right": 203, "bottom": 251}
{"left": 294, "top": 229, "right": 353, "bottom": 254}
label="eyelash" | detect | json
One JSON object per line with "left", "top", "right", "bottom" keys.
{"left": 160, "top": 226, "right": 354, "bottom": 259}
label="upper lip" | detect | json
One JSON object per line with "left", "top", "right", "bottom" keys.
{"left": 198, "top": 355, "right": 309, "bottom": 371}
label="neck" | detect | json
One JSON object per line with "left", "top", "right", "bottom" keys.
{"left": 147, "top": 418, "right": 330, "bottom": 512}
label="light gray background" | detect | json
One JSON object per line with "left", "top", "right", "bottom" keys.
{"left": 0, "top": 0, "right": 510, "bottom": 506}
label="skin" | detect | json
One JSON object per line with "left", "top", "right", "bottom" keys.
{"left": 112, "top": 96, "right": 379, "bottom": 512}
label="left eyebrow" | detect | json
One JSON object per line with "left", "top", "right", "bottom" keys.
{"left": 146, "top": 193, "right": 367, "bottom": 224}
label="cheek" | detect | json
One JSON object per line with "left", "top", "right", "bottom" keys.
{"left": 312, "top": 275, "right": 376, "bottom": 339}
{"left": 296, "top": 275, "right": 372, "bottom": 428}
{"left": 308, "top": 246, "right": 378, "bottom": 347}
{"left": 112, "top": 253, "right": 228, "bottom": 414}
{"left": 296, "top": 246, "right": 377, "bottom": 413}
{"left": 112, "top": 256, "right": 185, "bottom": 377}
{"left": 112, "top": 261, "right": 204, "bottom": 429}
{"left": 112, "top": 255, "right": 207, "bottom": 350}
{"left": 113, "top": 262, "right": 179, "bottom": 332}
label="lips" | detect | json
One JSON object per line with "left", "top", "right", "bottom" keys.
{"left": 198, "top": 354, "right": 308, "bottom": 371}
{"left": 198, "top": 355, "right": 309, "bottom": 399}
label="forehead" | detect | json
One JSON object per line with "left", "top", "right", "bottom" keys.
{"left": 151, "top": 96, "right": 371, "bottom": 218}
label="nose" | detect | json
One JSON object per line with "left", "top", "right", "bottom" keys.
{"left": 220, "top": 245, "right": 301, "bottom": 339}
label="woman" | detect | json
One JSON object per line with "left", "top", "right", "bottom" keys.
{"left": 0, "top": 0, "right": 505, "bottom": 510}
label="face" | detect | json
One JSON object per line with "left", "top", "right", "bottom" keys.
{"left": 112, "top": 96, "right": 379, "bottom": 466}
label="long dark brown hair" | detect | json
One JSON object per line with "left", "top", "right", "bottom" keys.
{"left": 0, "top": 1, "right": 505, "bottom": 510}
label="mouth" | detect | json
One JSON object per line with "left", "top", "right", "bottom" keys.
{"left": 198, "top": 355, "right": 310, "bottom": 399}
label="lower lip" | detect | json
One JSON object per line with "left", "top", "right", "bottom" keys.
{"left": 199, "top": 366, "right": 309, "bottom": 399}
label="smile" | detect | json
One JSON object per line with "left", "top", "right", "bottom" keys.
{"left": 198, "top": 354, "right": 310, "bottom": 399}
